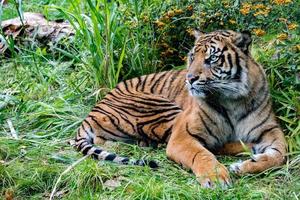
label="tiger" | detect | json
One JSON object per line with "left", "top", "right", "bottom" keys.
{"left": 73, "top": 30, "right": 287, "bottom": 188}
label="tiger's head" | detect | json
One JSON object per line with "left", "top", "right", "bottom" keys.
{"left": 186, "top": 30, "right": 254, "bottom": 100}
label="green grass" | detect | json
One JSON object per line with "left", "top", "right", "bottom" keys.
{"left": 1, "top": 0, "right": 300, "bottom": 199}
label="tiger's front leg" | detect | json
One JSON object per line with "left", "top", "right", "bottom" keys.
{"left": 230, "top": 126, "right": 286, "bottom": 174}
{"left": 166, "top": 114, "right": 230, "bottom": 188}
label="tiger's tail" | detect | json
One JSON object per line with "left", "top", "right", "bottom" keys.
{"left": 70, "top": 128, "right": 159, "bottom": 169}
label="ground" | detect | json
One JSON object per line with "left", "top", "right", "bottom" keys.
{"left": 0, "top": 0, "right": 299, "bottom": 199}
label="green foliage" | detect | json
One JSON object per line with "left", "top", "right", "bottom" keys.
{"left": 153, "top": 0, "right": 300, "bottom": 66}
{"left": 0, "top": 0, "right": 299, "bottom": 199}
{"left": 253, "top": 35, "right": 300, "bottom": 152}
{"left": 52, "top": 0, "right": 161, "bottom": 89}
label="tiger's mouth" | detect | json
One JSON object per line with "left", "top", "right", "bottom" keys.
{"left": 190, "top": 87, "right": 211, "bottom": 97}
{"left": 186, "top": 81, "right": 212, "bottom": 98}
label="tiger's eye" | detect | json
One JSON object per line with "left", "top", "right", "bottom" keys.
{"left": 210, "top": 55, "right": 218, "bottom": 62}
{"left": 189, "top": 53, "right": 194, "bottom": 62}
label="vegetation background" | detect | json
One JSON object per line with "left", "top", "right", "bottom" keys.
{"left": 0, "top": 0, "right": 299, "bottom": 199}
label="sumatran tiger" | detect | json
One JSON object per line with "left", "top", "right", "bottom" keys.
{"left": 73, "top": 30, "right": 287, "bottom": 188}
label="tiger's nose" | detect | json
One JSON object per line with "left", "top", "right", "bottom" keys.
{"left": 187, "top": 74, "right": 199, "bottom": 84}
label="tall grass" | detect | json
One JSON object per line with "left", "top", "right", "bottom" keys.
{"left": 53, "top": 0, "right": 160, "bottom": 91}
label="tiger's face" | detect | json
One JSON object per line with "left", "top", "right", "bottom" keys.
{"left": 186, "top": 30, "right": 252, "bottom": 99}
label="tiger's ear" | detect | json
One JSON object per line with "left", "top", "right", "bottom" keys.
{"left": 193, "top": 29, "right": 204, "bottom": 40}
{"left": 234, "top": 30, "right": 252, "bottom": 54}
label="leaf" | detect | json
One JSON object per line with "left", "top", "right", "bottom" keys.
{"left": 238, "top": 140, "right": 253, "bottom": 157}
{"left": 103, "top": 176, "right": 124, "bottom": 190}
{"left": 5, "top": 189, "right": 14, "bottom": 200}
{"left": 1, "top": 12, "right": 75, "bottom": 55}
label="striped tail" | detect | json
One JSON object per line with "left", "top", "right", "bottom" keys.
{"left": 70, "top": 135, "right": 158, "bottom": 169}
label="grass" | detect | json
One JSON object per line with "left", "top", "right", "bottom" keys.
{"left": 0, "top": 0, "right": 300, "bottom": 199}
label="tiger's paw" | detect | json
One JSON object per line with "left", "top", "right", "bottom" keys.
{"left": 229, "top": 160, "right": 244, "bottom": 175}
{"left": 230, "top": 153, "right": 284, "bottom": 175}
{"left": 229, "top": 157, "right": 266, "bottom": 175}
{"left": 196, "top": 163, "right": 231, "bottom": 189}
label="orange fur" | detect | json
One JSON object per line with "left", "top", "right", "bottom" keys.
{"left": 217, "top": 142, "right": 254, "bottom": 156}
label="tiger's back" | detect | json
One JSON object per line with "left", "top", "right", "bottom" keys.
{"left": 93, "top": 70, "right": 188, "bottom": 141}
{"left": 74, "top": 70, "right": 190, "bottom": 166}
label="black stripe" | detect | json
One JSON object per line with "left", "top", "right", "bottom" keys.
{"left": 83, "top": 119, "right": 95, "bottom": 144}
{"left": 222, "top": 46, "right": 228, "bottom": 52}
{"left": 219, "top": 54, "right": 225, "bottom": 68}
{"left": 135, "top": 76, "right": 142, "bottom": 91}
{"left": 150, "top": 71, "right": 168, "bottom": 93}
{"left": 257, "top": 99, "right": 271, "bottom": 117}
{"left": 82, "top": 145, "right": 92, "bottom": 155}
{"left": 101, "top": 100, "right": 180, "bottom": 118}
{"left": 105, "top": 153, "right": 117, "bottom": 161}
{"left": 107, "top": 91, "right": 177, "bottom": 108}
{"left": 251, "top": 146, "right": 257, "bottom": 154}
{"left": 77, "top": 127, "right": 81, "bottom": 137}
{"left": 270, "top": 147, "right": 282, "bottom": 155}
{"left": 205, "top": 98, "right": 234, "bottom": 131}
{"left": 186, "top": 123, "right": 207, "bottom": 147}
{"left": 211, "top": 69, "right": 222, "bottom": 79}
{"left": 136, "top": 125, "right": 151, "bottom": 142}
{"left": 89, "top": 116, "right": 129, "bottom": 140}
{"left": 79, "top": 124, "right": 92, "bottom": 143}
{"left": 149, "top": 125, "right": 164, "bottom": 141}
{"left": 122, "top": 80, "right": 133, "bottom": 94}
{"left": 149, "top": 73, "right": 158, "bottom": 85}
{"left": 148, "top": 116, "right": 178, "bottom": 141}
{"left": 164, "top": 70, "right": 181, "bottom": 93}
{"left": 115, "top": 86, "right": 176, "bottom": 104}
{"left": 136, "top": 111, "right": 179, "bottom": 141}
{"left": 104, "top": 99, "right": 180, "bottom": 113}
{"left": 135, "top": 112, "right": 177, "bottom": 143}
{"left": 101, "top": 100, "right": 156, "bottom": 116}
{"left": 129, "top": 79, "right": 134, "bottom": 88}
{"left": 238, "top": 81, "right": 269, "bottom": 122}
{"left": 220, "top": 69, "right": 232, "bottom": 76}
{"left": 92, "top": 106, "right": 135, "bottom": 131}
{"left": 94, "top": 104, "right": 128, "bottom": 121}
{"left": 140, "top": 75, "right": 149, "bottom": 92}
{"left": 100, "top": 101, "right": 149, "bottom": 118}
{"left": 89, "top": 113, "right": 133, "bottom": 139}
{"left": 134, "top": 160, "right": 145, "bottom": 166}
{"left": 75, "top": 137, "right": 86, "bottom": 143}
{"left": 94, "top": 149, "right": 103, "bottom": 154}
{"left": 246, "top": 106, "right": 272, "bottom": 141}
{"left": 92, "top": 106, "right": 121, "bottom": 124}
{"left": 211, "top": 45, "right": 216, "bottom": 53}
{"left": 198, "top": 106, "right": 218, "bottom": 127}
{"left": 227, "top": 53, "right": 233, "bottom": 70}
{"left": 96, "top": 134, "right": 107, "bottom": 141}
{"left": 77, "top": 141, "right": 88, "bottom": 149}
{"left": 121, "top": 157, "right": 129, "bottom": 164}
{"left": 91, "top": 154, "right": 98, "bottom": 159}
{"left": 158, "top": 71, "right": 171, "bottom": 94}
{"left": 258, "top": 138, "right": 276, "bottom": 153}
{"left": 112, "top": 88, "right": 176, "bottom": 105}
{"left": 84, "top": 119, "right": 94, "bottom": 128}
{"left": 233, "top": 52, "right": 241, "bottom": 80}
{"left": 161, "top": 126, "right": 173, "bottom": 142}
{"left": 252, "top": 125, "right": 279, "bottom": 143}
{"left": 198, "top": 112, "right": 220, "bottom": 144}
{"left": 192, "top": 151, "right": 201, "bottom": 166}
{"left": 147, "top": 160, "right": 159, "bottom": 168}
{"left": 169, "top": 80, "right": 186, "bottom": 100}
{"left": 138, "top": 110, "right": 180, "bottom": 126}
